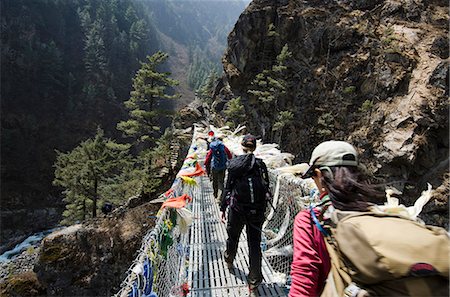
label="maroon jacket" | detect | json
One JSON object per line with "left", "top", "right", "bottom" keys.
{"left": 290, "top": 206, "right": 331, "bottom": 296}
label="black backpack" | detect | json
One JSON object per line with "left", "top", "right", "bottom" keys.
{"left": 229, "top": 154, "right": 268, "bottom": 210}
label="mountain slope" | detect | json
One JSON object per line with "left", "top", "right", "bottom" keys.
{"left": 214, "top": 0, "right": 449, "bottom": 225}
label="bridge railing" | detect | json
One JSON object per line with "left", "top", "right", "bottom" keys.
{"left": 115, "top": 130, "right": 202, "bottom": 297}
{"left": 262, "top": 171, "right": 316, "bottom": 286}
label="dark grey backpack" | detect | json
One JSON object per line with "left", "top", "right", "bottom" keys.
{"left": 228, "top": 154, "right": 268, "bottom": 210}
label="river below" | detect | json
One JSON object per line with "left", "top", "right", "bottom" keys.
{"left": 0, "top": 228, "right": 60, "bottom": 263}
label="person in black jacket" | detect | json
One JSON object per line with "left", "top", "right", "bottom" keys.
{"left": 219, "top": 134, "right": 270, "bottom": 297}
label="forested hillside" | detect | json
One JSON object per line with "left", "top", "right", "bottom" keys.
{"left": 0, "top": 0, "right": 246, "bottom": 252}
{"left": 144, "top": 0, "right": 248, "bottom": 103}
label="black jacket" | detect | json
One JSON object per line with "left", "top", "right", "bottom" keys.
{"left": 220, "top": 153, "right": 269, "bottom": 212}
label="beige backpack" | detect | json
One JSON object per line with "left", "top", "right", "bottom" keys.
{"left": 317, "top": 210, "right": 450, "bottom": 297}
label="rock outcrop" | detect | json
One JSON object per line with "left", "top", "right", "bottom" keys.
{"left": 216, "top": 0, "right": 448, "bottom": 225}
{"left": 0, "top": 201, "right": 161, "bottom": 297}
{"left": 33, "top": 202, "right": 161, "bottom": 296}
{"left": 173, "top": 99, "right": 209, "bottom": 130}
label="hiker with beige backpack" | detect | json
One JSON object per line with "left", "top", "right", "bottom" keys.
{"left": 289, "top": 140, "right": 449, "bottom": 297}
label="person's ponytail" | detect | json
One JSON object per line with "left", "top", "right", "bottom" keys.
{"left": 320, "top": 166, "right": 384, "bottom": 211}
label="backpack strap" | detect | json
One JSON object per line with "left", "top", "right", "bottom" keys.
{"left": 310, "top": 207, "right": 329, "bottom": 237}
{"left": 250, "top": 154, "right": 256, "bottom": 170}
{"left": 322, "top": 235, "right": 358, "bottom": 297}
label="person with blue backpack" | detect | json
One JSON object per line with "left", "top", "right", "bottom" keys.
{"left": 204, "top": 135, "right": 232, "bottom": 202}
{"left": 220, "top": 134, "right": 271, "bottom": 297}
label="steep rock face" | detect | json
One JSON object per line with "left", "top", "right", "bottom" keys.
{"left": 218, "top": 0, "right": 448, "bottom": 224}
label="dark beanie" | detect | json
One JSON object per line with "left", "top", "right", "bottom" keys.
{"left": 241, "top": 134, "right": 256, "bottom": 149}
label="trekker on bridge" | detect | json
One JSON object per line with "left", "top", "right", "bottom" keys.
{"left": 220, "top": 134, "right": 270, "bottom": 297}
{"left": 206, "top": 130, "right": 215, "bottom": 150}
{"left": 204, "top": 135, "right": 232, "bottom": 202}
{"left": 290, "top": 140, "right": 449, "bottom": 297}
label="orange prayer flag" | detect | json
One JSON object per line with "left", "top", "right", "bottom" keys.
{"left": 161, "top": 194, "right": 193, "bottom": 209}
{"left": 179, "top": 162, "right": 205, "bottom": 177}
{"left": 164, "top": 188, "right": 175, "bottom": 198}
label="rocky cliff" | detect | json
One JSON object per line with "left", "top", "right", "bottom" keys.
{"left": 215, "top": 0, "right": 448, "bottom": 225}
{"left": 0, "top": 200, "right": 164, "bottom": 297}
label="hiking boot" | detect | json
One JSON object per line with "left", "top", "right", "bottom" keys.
{"left": 226, "top": 261, "right": 233, "bottom": 270}
{"left": 223, "top": 251, "right": 233, "bottom": 266}
{"left": 248, "top": 286, "right": 258, "bottom": 297}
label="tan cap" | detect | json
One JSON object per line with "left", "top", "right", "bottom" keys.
{"left": 302, "top": 140, "right": 358, "bottom": 178}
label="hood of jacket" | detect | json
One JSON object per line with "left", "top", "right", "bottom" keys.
{"left": 227, "top": 154, "right": 255, "bottom": 176}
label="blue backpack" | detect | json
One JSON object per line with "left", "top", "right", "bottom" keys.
{"left": 209, "top": 140, "right": 227, "bottom": 171}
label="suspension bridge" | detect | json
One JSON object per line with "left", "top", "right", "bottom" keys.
{"left": 115, "top": 125, "right": 317, "bottom": 297}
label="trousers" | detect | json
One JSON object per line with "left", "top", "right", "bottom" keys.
{"left": 224, "top": 207, "right": 264, "bottom": 289}
{"left": 211, "top": 169, "right": 225, "bottom": 199}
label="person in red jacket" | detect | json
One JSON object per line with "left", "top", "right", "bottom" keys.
{"left": 204, "top": 135, "right": 232, "bottom": 202}
{"left": 290, "top": 141, "right": 383, "bottom": 297}
{"left": 290, "top": 192, "right": 331, "bottom": 296}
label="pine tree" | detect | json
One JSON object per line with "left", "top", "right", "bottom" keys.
{"left": 133, "top": 129, "right": 173, "bottom": 197}
{"left": 187, "top": 46, "right": 219, "bottom": 90}
{"left": 224, "top": 97, "right": 245, "bottom": 129}
{"left": 117, "top": 51, "right": 179, "bottom": 147}
{"left": 197, "top": 70, "right": 218, "bottom": 104}
{"left": 248, "top": 44, "right": 291, "bottom": 107}
{"left": 272, "top": 110, "right": 294, "bottom": 144}
{"left": 81, "top": 8, "right": 117, "bottom": 120}
{"left": 247, "top": 44, "right": 292, "bottom": 141}
{"left": 84, "top": 21, "right": 108, "bottom": 81}
{"left": 129, "top": 19, "right": 149, "bottom": 59}
{"left": 53, "top": 128, "right": 131, "bottom": 224}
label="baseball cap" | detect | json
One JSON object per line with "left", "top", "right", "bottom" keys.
{"left": 302, "top": 140, "right": 358, "bottom": 178}
{"left": 241, "top": 134, "right": 257, "bottom": 148}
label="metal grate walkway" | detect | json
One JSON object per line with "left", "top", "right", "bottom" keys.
{"left": 187, "top": 176, "right": 286, "bottom": 297}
